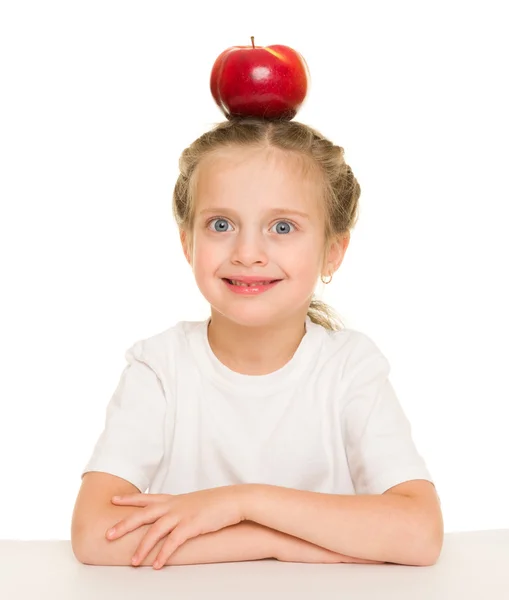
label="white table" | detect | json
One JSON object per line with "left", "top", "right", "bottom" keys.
{"left": 1, "top": 530, "right": 508, "bottom": 599}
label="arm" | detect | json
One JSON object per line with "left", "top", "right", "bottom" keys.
{"left": 240, "top": 483, "right": 442, "bottom": 567}
{"left": 77, "top": 514, "right": 276, "bottom": 566}
{"left": 75, "top": 505, "right": 381, "bottom": 567}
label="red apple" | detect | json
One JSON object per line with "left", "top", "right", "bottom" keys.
{"left": 210, "top": 37, "right": 310, "bottom": 121}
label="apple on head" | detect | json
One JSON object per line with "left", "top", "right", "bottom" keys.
{"left": 210, "top": 37, "right": 310, "bottom": 121}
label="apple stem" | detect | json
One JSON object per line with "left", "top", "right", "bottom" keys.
{"left": 251, "top": 36, "right": 255, "bottom": 49}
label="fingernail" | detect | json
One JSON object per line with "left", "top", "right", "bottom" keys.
{"left": 107, "top": 528, "right": 116, "bottom": 537}
{"left": 132, "top": 555, "right": 139, "bottom": 565}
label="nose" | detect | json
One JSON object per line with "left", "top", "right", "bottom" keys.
{"left": 230, "top": 229, "right": 269, "bottom": 267}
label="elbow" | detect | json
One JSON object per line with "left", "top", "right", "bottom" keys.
{"left": 416, "top": 515, "right": 445, "bottom": 567}
{"left": 71, "top": 517, "right": 87, "bottom": 564}
{"left": 71, "top": 534, "right": 92, "bottom": 565}
{"left": 418, "top": 539, "right": 443, "bottom": 566}
{"left": 71, "top": 520, "right": 132, "bottom": 567}
{"left": 424, "top": 530, "right": 444, "bottom": 566}
{"left": 72, "top": 533, "right": 105, "bottom": 566}
{"left": 71, "top": 520, "right": 100, "bottom": 565}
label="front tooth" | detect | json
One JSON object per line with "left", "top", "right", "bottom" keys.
{"left": 232, "top": 280, "right": 269, "bottom": 287}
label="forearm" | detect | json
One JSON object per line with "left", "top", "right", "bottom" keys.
{"left": 242, "top": 484, "right": 438, "bottom": 566}
{"left": 166, "top": 521, "right": 276, "bottom": 565}
{"left": 276, "top": 530, "right": 384, "bottom": 564}
{"left": 75, "top": 506, "right": 379, "bottom": 567}
{"left": 77, "top": 514, "right": 278, "bottom": 566}
{"left": 166, "top": 523, "right": 382, "bottom": 566}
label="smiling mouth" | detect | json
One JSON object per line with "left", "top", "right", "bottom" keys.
{"left": 223, "top": 278, "right": 281, "bottom": 286}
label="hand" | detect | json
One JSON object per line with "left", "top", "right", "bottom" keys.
{"left": 106, "top": 486, "right": 246, "bottom": 569}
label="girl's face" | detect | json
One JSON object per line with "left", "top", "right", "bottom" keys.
{"left": 181, "top": 145, "right": 342, "bottom": 328}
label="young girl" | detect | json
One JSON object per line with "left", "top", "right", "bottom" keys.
{"left": 71, "top": 118, "right": 443, "bottom": 570}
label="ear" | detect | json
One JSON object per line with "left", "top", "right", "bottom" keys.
{"left": 180, "top": 229, "right": 192, "bottom": 266}
{"left": 322, "top": 231, "right": 350, "bottom": 276}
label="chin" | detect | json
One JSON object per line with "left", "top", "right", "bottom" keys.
{"left": 198, "top": 277, "right": 312, "bottom": 325}
{"left": 213, "top": 306, "right": 279, "bottom": 328}
{"left": 211, "top": 301, "right": 309, "bottom": 330}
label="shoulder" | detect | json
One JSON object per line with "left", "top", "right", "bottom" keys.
{"left": 123, "top": 319, "right": 206, "bottom": 373}
{"left": 319, "top": 325, "right": 390, "bottom": 372}
{"left": 312, "top": 324, "right": 392, "bottom": 401}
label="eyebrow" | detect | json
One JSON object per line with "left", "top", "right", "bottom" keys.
{"left": 199, "top": 207, "right": 310, "bottom": 220}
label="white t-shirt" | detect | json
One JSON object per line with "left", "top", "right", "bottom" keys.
{"left": 82, "top": 316, "right": 434, "bottom": 496}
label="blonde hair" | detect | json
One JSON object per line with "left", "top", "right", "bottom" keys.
{"left": 172, "top": 118, "right": 361, "bottom": 331}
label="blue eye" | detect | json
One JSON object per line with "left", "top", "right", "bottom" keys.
{"left": 208, "top": 218, "right": 232, "bottom": 232}
{"left": 207, "top": 218, "right": 296, "bottom": 234}
{"left": 271, "top": 221, "right": 295, "bottom": 234}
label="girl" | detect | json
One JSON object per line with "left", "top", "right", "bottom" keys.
{"left": 71, "top": 118, "right": 443, "bottom": 570}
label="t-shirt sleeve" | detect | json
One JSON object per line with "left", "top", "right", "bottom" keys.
{"left": 81, "top": 341, "right": 167, "bottom": 493}
{"left": 341, "top": 338, "right": 434, "bottom": 495}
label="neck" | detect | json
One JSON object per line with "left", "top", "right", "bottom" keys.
{"left": 206, "top": 309, "right": 308, "bottom": 376}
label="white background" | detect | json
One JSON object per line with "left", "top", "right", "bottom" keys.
{"left": 1, "top": 1, "right": 507, "bottom": 540}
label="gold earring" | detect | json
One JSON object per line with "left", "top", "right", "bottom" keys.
{"left": 321, "top": 273, "right": 333, "bottom": 284}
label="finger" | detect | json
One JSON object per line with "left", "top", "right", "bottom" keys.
{"left": 111, "top": 494, "right": 149, "bottom": 505}
{"left": 131, "top": 515, "right": 180, "bottom": 566}
{"left": 153, "top": 523, "right": 198, "bottom": 569}
{"left": 112, "top": 493, "right": 170, "bottom": 505}
{"left": 106, "top": 504, "right": 168, "bottom": 540}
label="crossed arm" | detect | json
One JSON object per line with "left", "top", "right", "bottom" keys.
{"left": 240, "top": 479, "right": 443, "bottom": 566}
{"left": 75, "top": 479, "right": 443, "bottom": 568}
